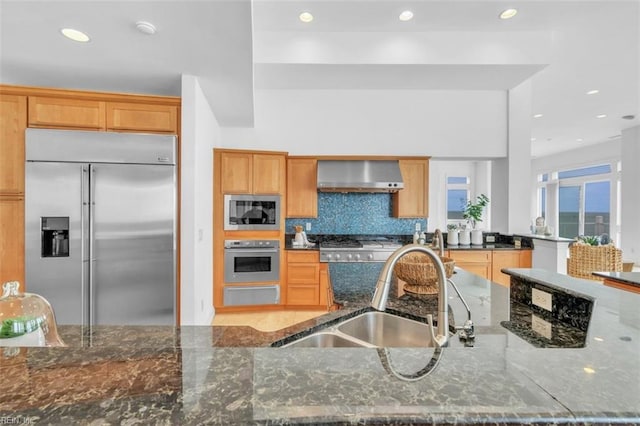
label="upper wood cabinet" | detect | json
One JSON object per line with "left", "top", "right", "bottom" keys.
{"left": 219, "top": 151, "right": 285, "bottom": 195}
{"left": 0, "top": 94, "right": 27, "bottom": 195}
{"left": 106, "top": 102, "right": 178, "bottom": 134}
{"left": 393, "top": 159, "right": 429, "bottom": 218}
{"left": 286, "top": 158, "right": 318, "bottom": 218}
{"left": 28, "top": 97, "right": 106, "bottom": 130}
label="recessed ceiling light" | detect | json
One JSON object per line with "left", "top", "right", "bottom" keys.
{"left": 60, "top": 28, "right": 90, "bottom": 43}
{"left": 583, "top": 367, "right": 596, "bottom": 374}
{"left": 533, "top": 114, "right": 543, "bottom": 118}
{"left": 596, "top": 114, "right": 607, "bottom": 119}
{"left": 594, "top": 337, "right": 604, "bottom": 342}
{"left": 531, "top": 137, "right": 537, "bottom": 141}
{"left": 576, "top": 138, "right": 583, "bottom": 142}
{"left": 499, "top": 9, "right": 518, "bottom": 20}
{"left": 586, "top": 89, "right": 599, "bottom": 95}
{"left": 299, "top": 12, "right": 313, "bottom": 23}
{"left": 399, "top": 10, "right": 414, "bottom": 21}
{"left": 135, "top": 21, "right": 157, "bottom": 35}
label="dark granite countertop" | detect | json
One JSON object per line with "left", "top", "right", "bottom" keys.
{"left": 1, "top": 269, "right": 638, "bottom": 425}
{"left": 592, "top": 271, "right": 640, "bottom": 287}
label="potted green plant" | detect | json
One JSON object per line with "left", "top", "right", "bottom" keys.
{"left": 463, "top": 194, "right": 489, "bottom": 245}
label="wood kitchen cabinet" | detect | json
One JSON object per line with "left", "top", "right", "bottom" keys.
{"left": 393, "top": 158, "right": 429, "bottom": 218}
{"left": 219, "top": 150, "right": 286, "bottom": 195}
{"left": 1, "top": 94, "right": 26, "bottom": 195}
{"left": 106, "top": 102, "right": 178, "bottom": 134}
{"left": 28, "top": 96, "right": 106, "bottom": 130}
{"left": 0, "top": 197, "right": 25, "bottom": 285}
{"left": 447, "top": 250, "right": 491, "bottom": 280}
{"left": 286, "top": 251, "right": 331, "bottom": 308}
{"left": 492, "top": 250, "right": 532, "bottom": 287}
{"left": 286, "top": 158, "right": 318, "bottom": 218}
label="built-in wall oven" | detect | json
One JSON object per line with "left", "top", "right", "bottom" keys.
{"left": 223, "top": 239, "right": 280, "bottom": 306}
{"left": 223, "top": 194, "right": 280, "bottom": 231}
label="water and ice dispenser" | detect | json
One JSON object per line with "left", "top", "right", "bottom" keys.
{"left": 41, "top": 217, "right": 69, "bottom": 258}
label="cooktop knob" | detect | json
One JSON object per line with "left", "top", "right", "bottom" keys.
{"left": 355, "top": 254, "right": 361, "bottom": 261}
{"left": 335, "top": 254, "right": 341, "bottom": 260}
{"left": 367, "top": 253, "right": 374, "bottom": 261}
{"left": 326, "top": 254, "right": 332, "bottom": 260}
{"left": 347, "top": 254, "right": 353, "bottom": 260}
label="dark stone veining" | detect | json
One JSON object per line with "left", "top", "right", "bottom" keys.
{"left": 1, "top": 268, "right": 639, "bottom": 425}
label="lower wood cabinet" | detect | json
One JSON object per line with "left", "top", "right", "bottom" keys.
{"left": 286, "top": 251, "right": 331, "bottom": 308}
{"left": 492, "top": 250, "right": 532, "bottom": 286}
{"left": 446, "top": 249, "right": 532, "bottom": 285}
{"left": 447, "top": 250, "right": 492, "bottom": 280}
{"left": 0, "top": 197, "right": 25, "bottom": 285}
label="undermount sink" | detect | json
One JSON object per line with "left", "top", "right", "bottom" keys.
{"left": 282, "top": 311, "right": 437, "bottom": 348}
{"left": 282, "top": 332, "right": 363, "bottom": 348}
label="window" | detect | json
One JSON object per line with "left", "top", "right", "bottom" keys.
{"left": 556, "top": 164, "right": 614, "bottom": 239}
{"left": 447, "top": 176, "right": 469, "bottom": 221}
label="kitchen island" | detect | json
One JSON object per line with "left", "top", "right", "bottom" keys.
{"left": 1, "top": 269, "right": 638, "bottom": 425}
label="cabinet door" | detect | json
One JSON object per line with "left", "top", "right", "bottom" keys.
{"left": 492, "top": 251, "right": 522, "bottom": 286}
{"left": 106, "top": 103, "right": 178, "bottom": 134}
{"left": 0, "top": 197, "right": 25, "bottom": 285}
{"left": 287, "top": 263, "right": 320, "bottom": 285}
{"left": 253, "top": 154, "right": 285, "bottom": 194}
{"left": 393, "top": 159, "right": 429, "bottom": 218}
{"left": 519, "top": 250, "right": 532, "bottom": 268}
{"left": 220, "top": 152, "right": 252, "bottom": 194}
{"left": 287, "top": 285, "right": 320, "bottom": 306}
{"left": 449, "top": 250, "right": 491, "bottom": 279}
{"left": 0, "top": 95, "right": 26, "bottom": 195}
{"left": 287, "top": 158, "right": 318, "bottom": 218}
{"left": 28, "top": 97, "right": 105, "bottom": 130}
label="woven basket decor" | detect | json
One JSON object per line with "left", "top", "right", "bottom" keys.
{"left": 394, "top": 253, "right": 455, "bottom": 295}
{"left": 567, "top": 243, "right": 622, "bottom": 281}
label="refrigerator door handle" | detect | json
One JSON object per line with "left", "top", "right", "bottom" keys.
{"left": 89, "top": 166, "right": 97, "bottom": 326}
{"left": 81, "top": 166, "right": 90, "bottom": 327}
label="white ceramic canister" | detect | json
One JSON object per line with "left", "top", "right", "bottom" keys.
{"left": 447, "top": 230, "right": 459, "bottom": 245}
{"left": 459, "top": 229, "right": 471, "bottom": 245}
{"left": 471, "top": 229, "right": 483, "bottom": 245}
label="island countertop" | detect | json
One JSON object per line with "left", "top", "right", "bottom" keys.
{"left": 1, "top": 269, "right": 638, "bottom": 425}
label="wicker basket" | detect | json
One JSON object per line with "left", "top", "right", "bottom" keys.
{"left": 567, "top": 243, "right": 622, "bottom": 281}
{"left": 394, "top": 253, "right": 455, "bottom": 295}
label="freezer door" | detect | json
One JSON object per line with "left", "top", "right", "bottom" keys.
{"left": 91, "top": 164, "right": 176, "bottom": 325}
{"left": 25, "top": 162, "right": 90, "bottom": 326}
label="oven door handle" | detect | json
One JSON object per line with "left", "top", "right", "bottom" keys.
{"left": 224, "top": 248, "right": 279, "bottom": 254}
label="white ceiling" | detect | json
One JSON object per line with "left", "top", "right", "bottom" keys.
{"left": 1, "top": 0, "right": 638, "bottom": 158}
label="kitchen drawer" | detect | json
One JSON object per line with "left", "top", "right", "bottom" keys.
{"left": 287, "top": 285, "right": 320, "bottom": 306}
{"left": 448, "top": 250, "right": 491, "bottom": 263}
{"left": 287, "top": 263, "right": 320, "bottom": 285}
{"left": 287, "top": 251, "right": 320, "bottom": 263}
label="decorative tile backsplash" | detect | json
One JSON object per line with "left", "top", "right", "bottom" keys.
{"left": 285, "top": 192, "right": 427, "bottom": 235}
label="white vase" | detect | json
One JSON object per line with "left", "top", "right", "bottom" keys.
{"left": 471, "top": 229, "right": 483, "bottom": 245}
{"left": 459, "top": 229, "right": 471, "bottom": 245}
{"left": 447, "top": 230, "right": 459, "bottom": 245}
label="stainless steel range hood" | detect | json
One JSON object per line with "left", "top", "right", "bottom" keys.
{"left": 317, "top": 160, "right": 404, "bottom": 193}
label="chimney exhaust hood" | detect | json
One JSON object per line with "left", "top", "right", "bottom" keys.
{"left": 317, "top": 160, "right": 404, "bottom": 193}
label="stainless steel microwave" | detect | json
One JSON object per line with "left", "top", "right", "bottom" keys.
{"left": 223, "top": 194, "right": 280, "bottom": 231}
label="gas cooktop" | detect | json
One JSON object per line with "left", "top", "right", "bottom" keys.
{"left": 319, "top": 236, "right": 404, "bottom": 262}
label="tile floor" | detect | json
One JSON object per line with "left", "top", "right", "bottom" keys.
{"left": 211, "top": 310, "right": 328, "bottom": 332}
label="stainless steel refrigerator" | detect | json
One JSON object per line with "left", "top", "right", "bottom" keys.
{"left": 25, "top": 128, "right": 177, "bottom": 326}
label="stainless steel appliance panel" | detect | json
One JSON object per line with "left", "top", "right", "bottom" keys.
{"left": 223, "top": 245, "right": 280, "bottom": 283}
{"left": 25, "top": 162, "right": 89, "bottom": 325}
{"left": 223, "top": 194, "right": 280, "bottom": 231}
{"left": 26, "top": 128, "right": 176, "bottom": 165}
{"left": 223, "top": 285, "right": 280, "bottom": 306}
{"left": 91, "top": 163, "right": 176, "bottom": 325}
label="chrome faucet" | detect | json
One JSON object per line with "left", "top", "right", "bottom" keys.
{"left": 371, "top": 244, "right": 449, "bottom": 347}
{"left": 431, "top": 228, "right": 445, "bottom": 257}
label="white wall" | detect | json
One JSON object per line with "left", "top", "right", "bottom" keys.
{"left": 621, "top": 126, "right": 640, "bottom": 265}
{"left": 220, "top": 89, "right": 507, "bottom": 157}
{"left": 180, "top": 74, "right": 219, "bottom": 326}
